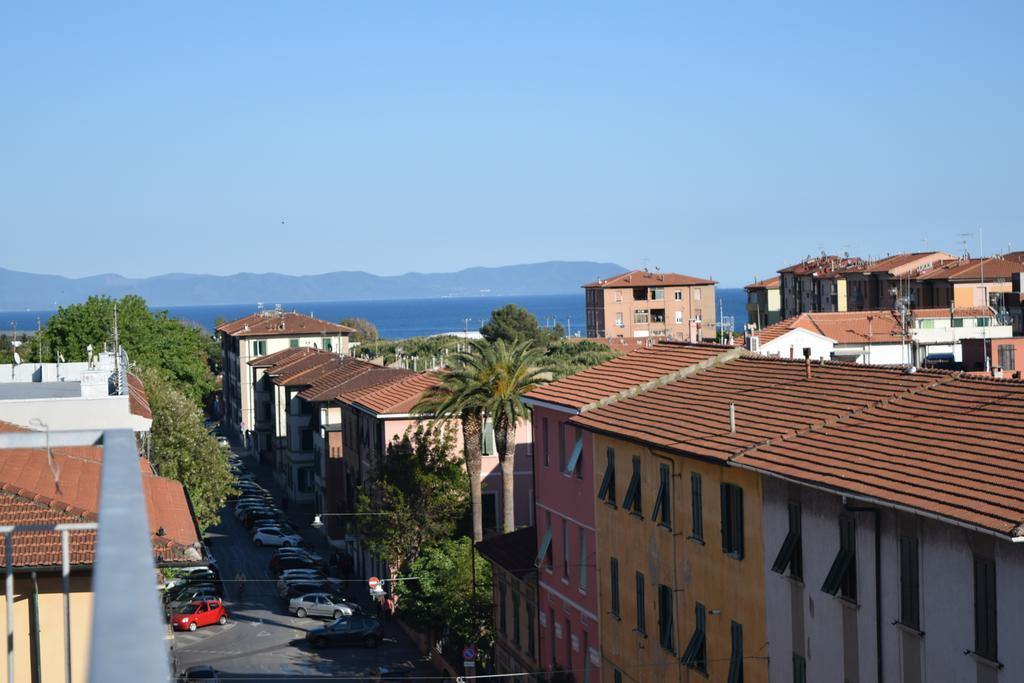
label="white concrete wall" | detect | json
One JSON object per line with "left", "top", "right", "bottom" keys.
{"left": 0, "top": 395, "right": 148, "bottom": 431}
{"left": 831, "top": 343, "right": 909, "bottom": 365}
{"left": 760, "top": 328, "right": 835, "bottom": 361}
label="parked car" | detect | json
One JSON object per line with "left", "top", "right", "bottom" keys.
{"left": 167, "top": 586, "right": 221, "bottom": 612}
{"left": 280, "top": 581, "right": 341, "bottom": 600}
{"left": 306, "top": 615, "right": 382, "bottom": 648}
{"left": 253, "top": 527, "right": 303, "bottom": 547}
{"left": 288, "top": 593, "right": 360, "bottom": 619}
{"left": 242, "top": 510, "right": 287, "bottom": 529}
{"left": 276, "top": 568, "right": 331, "bottom": 586}
{"left": 178, "top": 665, "right": 222, "bottom": 682}
{"left": 171, "top": 599, "right": 228, "bottom": 632}
{"left": 273, "top": 546, "right": 324, "bottom": 562}
{"left": 216, "top": 436, "right": 230, "bottom": 448}
{"left": 161, "top": 565, "right": 216, "bottom": 592}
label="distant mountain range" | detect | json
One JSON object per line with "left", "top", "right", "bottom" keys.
{"left": 0, "top": 261, "right": 627, "bottom": 310}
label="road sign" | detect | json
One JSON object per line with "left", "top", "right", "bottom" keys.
{"left": 462, "top": 645, "right": 476, "bottom": 661}
{"left": 368, "top": 576, "right": 381, "bottom": 590}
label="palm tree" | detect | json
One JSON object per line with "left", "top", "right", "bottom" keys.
{"left": 480, "top": 339, "right": 549, "bottom": 533}
{"left": 415, "top": 344, "right": 491, "bottom": 542}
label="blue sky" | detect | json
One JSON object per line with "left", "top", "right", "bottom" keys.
{"left": 1, "top": 2, "right": 1021, "bottom": 286}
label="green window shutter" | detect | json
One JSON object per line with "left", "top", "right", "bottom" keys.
{"left": 771, "top": 502, "right": 801, "bottom": 577}
{"left": 727, "top": 621, "right": 743, "bottom": 683}
{"left": 732, "top": 486, "right": 744, "bottom": 559}
{"left": 482, "top": 421, "right": 495, "bottom": 455}
{"left": 822, "top": 516, "right": 856, "bottom": 598}
{"left": 622, "top": 456, "right": 642, "bottom": 515}
{"left": 720, "top": 484, "right": 730, "bottom": 551}
{"left": 535, "top": 526, "right": 554, "bottom": 567}
{"left": 597, "top": 448, "right": 616, "bottom": 505}
{"left": 899, "top": 536, "right": 920, "bottom": 629}
{"left": 681, "top": 602, "right": 707, "bottom": 671}
{"left": 635, "top": 571, "right": 646, "bottom": 634}
{"left": 651, "top": 464, "right": 671, "bottom": 528}
{"left": 566, "top": 432, "right": 584, "bottom": 474}
{"left": 579, "top": 530, "right": 587, "bottom": 591}
{"left": 974, "top": 555, "right": 997, "bottom": 660}
{"left": 691, "top": 473, "right": 703, "bottom": 540}
{"left": 792, "top": 653, "right": 807, "bottom": 683}
{"left": 658, "top": 584, "right": 674, "bottom": 652}
{"left": 610, "top": 558, "right": 620, "bottom": 616}
{"left": 289, "top": 338, "right": 299, "bottom": 348}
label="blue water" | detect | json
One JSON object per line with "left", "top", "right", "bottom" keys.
{"left": 0, "top": 289, "right": 748, "bottom": 340}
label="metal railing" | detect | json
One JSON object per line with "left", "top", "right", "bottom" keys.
{"left": 0, "top": 429, "right": 171, "bottom": 683}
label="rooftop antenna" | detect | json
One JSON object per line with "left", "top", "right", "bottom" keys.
{"left": 112, "top": 301, "right": 121, "bottom": 383}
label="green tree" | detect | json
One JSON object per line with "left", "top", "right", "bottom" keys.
{"left": 42, "top": 295, "right": 216, "bottom": 404}
{"left": 480, "top": 304, "right": 563, "bottom": 347}
{"left": 478, "top": 339, "right": 549, "bottom": 533}
{"left": 340, "top": 317, "right": 379, "bottom": 345}
{"left": 396, "top": 537, "right": 492, "bottom": 660}
{"left": 545, "top": 339, "right": 621, "bottom": 379}
{"left": 354, "top": 426, "right": 469, "bottom": 575}
{"left": 140, "top": 368, "right": 235, "bottom": 531}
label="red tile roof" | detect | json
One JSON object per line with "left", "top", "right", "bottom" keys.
{"left": 525, "top": 342, "right": 739, "bottom": 412}
{"left": 735, "top": 374, "right": 1024, "bottom": 538}
{"left": 248, "top": 346, "right": 316, "bottom": 368}
{"left": 126, "top": 373, "right": 152, "bottom": 420}
{"left": 296, "top": 358, "right": 380, "bottom": 401}
{"left": 915, "top": 257, "right": 1024, "bottom": 282}
{"left": 0, "top": 443, "right": 199, "bottom": 567}
{"left": 911, "top": 307, "right": 994, "bottom": 319}
{"left": 338, "top": 372, "right": 441, "bottom": 415}
{"left": 849, "top": 251, "right": 954, "bottom": 275}
{"left": 744, "top": 276, "right": 781, "bottom": 290}
{"left": 777, "top": 255, "right": 865, "bottom": 276}
{"left": 582, "top": 270, "right": 715, "bottom": 288}
{"left": 756, "top": 311, "right": 905, "bottom": 346}
{"left": 571, "top": 356, "right": 945, "bottom": 462}
{"left": 217, "top": 311, "right": 352, "bottom": 338}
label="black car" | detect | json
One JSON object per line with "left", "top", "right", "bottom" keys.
{"left": 305, "top": 615, "right": 382, "bottom": 649}
{"left": 165, "top": 582, "right": 218, "bottom": 605}
{"left": 168, "top": 587, "right": 221, "bottom": 612}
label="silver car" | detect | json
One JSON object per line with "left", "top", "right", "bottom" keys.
{"left": 288, "top": 593, "right": 358, "bottom": 619}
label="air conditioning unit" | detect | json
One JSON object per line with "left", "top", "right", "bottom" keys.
{"left": 747, "top": 336, "right": 761, "bottom": 352}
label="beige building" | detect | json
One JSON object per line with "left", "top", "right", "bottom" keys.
{"left": 744, "top": 276, "right": 782, "bottom": 329}
{"left": 217, "top": 309, "right": 351, "bottom": 448}
{"left": 583, "top": 269, "right": 716, "bottom": 341}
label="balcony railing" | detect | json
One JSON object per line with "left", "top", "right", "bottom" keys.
{"left": 0, "top": 429, "right": 171, "bottom": 683}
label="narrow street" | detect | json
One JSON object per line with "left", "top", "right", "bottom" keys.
{"left": 171, "top": 447, "right": 436, "bottom": 681}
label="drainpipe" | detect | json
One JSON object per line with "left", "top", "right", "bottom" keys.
{"left": 29, "top": 571, "right": 40, "bottom": 683}
{"left": 845, "top": 504, "right": 882, "bottom": 683}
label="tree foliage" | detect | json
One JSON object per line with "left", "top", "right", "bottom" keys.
{"left": 41, "top": 295, "right": 216, "bottom": 404}
{"left": 354, "top": 426, "right": 469, "bottom": 573}
{"left": 480, "top": 304, "right": 563, "bottom": 347}
{"left": 545, "top": 339, "right": 621, "bottom": 379}
{"left": 340, "top": 317, "right": 379, "bottom": 345}
{"left": 353, "top": 334, "right": 462, "bottom": 369}
{"left": 140, "top": 368, "right": 235, "bottom": 532}
{"left": 396, "top": 537, "right": 493, "bottom": 660}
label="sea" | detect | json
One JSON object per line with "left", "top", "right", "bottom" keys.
{"left": 0, "top": 289, "right": 748, "bottom": 340}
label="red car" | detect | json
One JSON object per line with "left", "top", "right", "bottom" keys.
{"left": 171, "top": 599, "right": 227, "bottom": 631}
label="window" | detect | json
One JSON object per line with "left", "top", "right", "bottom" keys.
{"left": 822, "top": 515, "right": 857, "bottom": 601}
{"left": 482, "top": 420, "right": 496, "bottom": 456}
{"left": 610, "top": 558, "right": 620, "bottom": 618}
{"left": 578, "top": 527, "right": 587, "bottom": 591}
{"left": 564, "top": 619, "right": 572, "bottom": 674}
{"left": 536, "top": 513, "right": 553, "bottom": 569}
{"left": 681, "top": 602, "right": 707, "bottom": 672}
{"left": 691, "top": 473, "right": 703, "bottom": 541}
{"left": 675, "top": 311, "right": 683, "bottom": 324}
{"left": 321, "top": 337, "right": 333, "bottom": 351}
{"left": 512, "top": 590, "right": 521, "bottom": 645}
{"left": 289, "top": 338, "right": 299, "bottom": 348}
{"left": 898, "top": 536, "right": 920, "bottom": 630}
{"left": 974, "top": 555, "right": 997, "bottom": 661}
{"left": 771, "top": 502, "right": 803, "bottom": 580}
{"left": 674, "top": 290, "right": 683, "bottom": 301}
{"left": 252, "top": 340, "right": 266, "bottom": 356}
{"left": 623, "top": 456, "right": 642, "bottom": 516}
{"left": 482, "top": 492, "right": 498, "bottom": 530}
{"left": 657, "top": 584, "right": 675, "bottom": 652}
{"left": 651, "top": 287, "right": 665, "bottom": 301}
{"left": 634, "top": 309, "right": 650, "bottom": 324}
{"left": 562, "top": 519, "right": 570, "bottom": 579}
{"left": 526, "top": 602, "right": 535, "bottom": 656}
{"left": 565, "top": 428, "right": 583, "bottom": 477}
{"left": 550, "top": 608, "right": 557, "bottom": 666}
{"left": 720, "top": 483, "right": 744, "bottom": 559}
{"left": 977, "top": 317, "right": 991, "bottom": 327}
{"left": 614, "top": 671, "right": 623, "bottom": 683}
{"left": 651, "top": 463, "right": 671, "bottom": 529}
{"left": 635, "top": 571, "right": 646, "bottom": 634}
{"left": 792, "top": 653, "right": 807, "bottom": 683}
{"left": 300, "top": 429, "right": 314, "bottom": 451}
{"left": 998, "top": 344, "right": 1016, "bottom": 371}
{"left": 498, "top": 582, "right": 507, "bottom": 634}
{"left": 728, "top": 621, "right": 743, "bottom": 683}
{"left": 952, "top": 317, "right": 965, "bottom": 328}
{"left": 542, "top": 417, "right": 550, "bottom": 467}
{"left": 597, "top": 448, "right": 616, "bottom": 506}
{"left": 614, "top": 290, "right": 623, "bottom": 303}
{"left": 615, "top": 312, "right": 624, "bottom": 328}
{"left": 558, "top": 424, "right": 567, "bottom": 472}
{"left": 694, "top": 288, "right": 701, "bottom": 301}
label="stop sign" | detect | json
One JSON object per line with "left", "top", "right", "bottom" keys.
{"left": 368, "top": 576, "right": 381, "bottom": 590}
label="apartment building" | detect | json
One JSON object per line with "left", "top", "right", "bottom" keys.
{"left": 217, "top": 309, "right": 351, "bottom": 448}
{"left": 523, "top": 342, "right": 739, "bottom": 683}
{"left": 744, "top": 276, "right": 782, "bottom": 329}
{"left": 961, "top": 337, "right": 1024, "bottom": 375}
{"left": 910, "top": 307, "right": 1011, "bottom": 364}
{"left": 583, "top": 269, "right": 716, "bottom": 341}
{"left": 749, "top": 310, "right": 909, "bottom": 364}
{"left": 843, "top": 251, "right": 954, "bottom": 310}
{"left": 912, "top": 257, "right": 1024, "bottom": 310}
{"left": 778, "top": 254, "right": 865, "bottom": 318}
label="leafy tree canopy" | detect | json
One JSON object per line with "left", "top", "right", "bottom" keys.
{"left": 140, "top": 368, "right": 235, "bottom": 532}
{"left": 545, "top": 339, "right": 621, "bottom": 379}
{"left": 480, "top": 304, "right": 563, "bottom": 347}
{"left": 340, "top": 317, "right": 379, "bottom": 344}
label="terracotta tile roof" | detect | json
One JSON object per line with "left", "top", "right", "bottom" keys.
{"left": 735, "top": 374, "right": 1024, "bottom": 538}
{"left": 0, "top": 444, "right": 199, "bottom": 567}
{"left": 571, "top": 356, "right": 946, "bottom": 462}
{"left": 217, "top": 311, "right": 352, "bottom": 338}
{"left": 126, "top": 373, "right": 152, "bottom": 420}
{"left": 262, "top": 351, "right": 344, "bottom": 387}
{"left": 744, "top": 276, "right": 781, "bottom": 290}
{"left": 248, "top": 346, "right": 316, "bottom": 368}
{"left": 582, "top": 269, "right": 715, "bottom": 288}
{"left": 916, "top": 257, "right": 1024, "bottom": 282}
{"left": 849, "top": 251, "right": 954, "bottom": 275}
{"left": 911, "top": 307, "right": 994, "bottom": 319}
{"left": 339, "top": 372, "right": 440, "bottom": 415}
{"left": 754, "top": 311, "right": 905, "bottom": 346}
{"left": 525, "top": 342, "right": 739, "bottom": 412}
{"left": 777, "top": 255, "right": 865, "bottom": 276}
{"left": 296, "top": 358, "right": 381, "bottom": 402}
{"left": 476, "top": 527, "right": 537, "bottom": 579}
{"left": 0, "top": 421, "right": 27, "bottom": 433}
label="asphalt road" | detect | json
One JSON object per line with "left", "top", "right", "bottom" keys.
{"left": 170, "top": 450, "right": 436, "bottom": 682}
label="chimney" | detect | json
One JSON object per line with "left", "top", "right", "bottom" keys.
{"left": 729, "top": 402, "right": 736, "bottom": 433}
{"left": 992, "top": 366, "right": 1004, "bottom": 379}
{"left": 803, "top": 347, "right": 812, "bottom": 380}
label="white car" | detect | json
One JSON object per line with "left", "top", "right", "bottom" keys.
{"left": 217, "top": 436, "right": 230, "bottom": 448}
{"left": 252, "top": 527, "right": 302, "bottom": 547}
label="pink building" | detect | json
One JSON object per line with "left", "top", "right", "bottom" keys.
{"left": 523, "top": 342, "right": 737, "bottom": 682}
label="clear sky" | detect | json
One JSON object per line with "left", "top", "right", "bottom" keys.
{"left": 2, "top": 2, "right": 1021, "bottom": 286}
